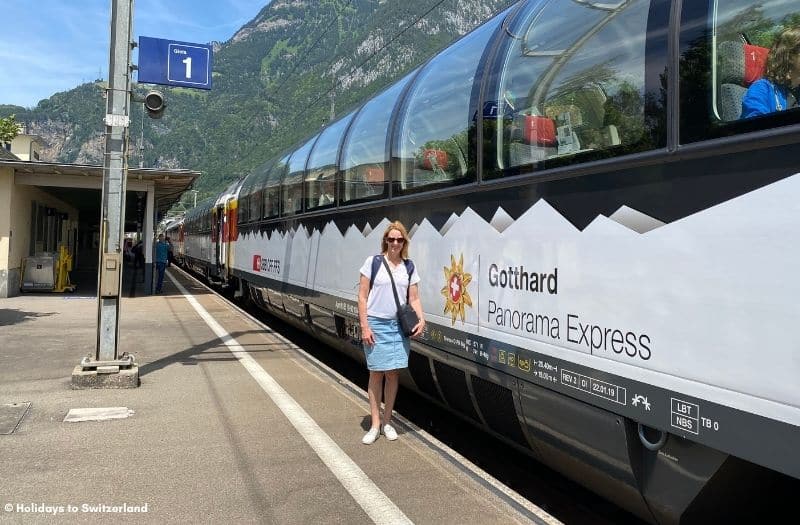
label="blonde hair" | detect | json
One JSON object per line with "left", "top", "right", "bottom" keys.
{"left": 381, "top": 221, "right": 410, "bottom": 259}
{"left": 765, "top": 27, "right": 800, "bottom": 88}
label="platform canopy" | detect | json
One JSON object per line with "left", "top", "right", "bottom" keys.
{"left": 0, "top": 159, "right": 200, "bottom": 217}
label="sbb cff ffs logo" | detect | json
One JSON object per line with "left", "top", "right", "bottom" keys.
{"left": 252, "top": 255, "right": 280, "bottom": 274}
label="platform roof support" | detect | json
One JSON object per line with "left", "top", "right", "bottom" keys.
{"left": 144, "top": 184, "right": 154, "bottom": 293}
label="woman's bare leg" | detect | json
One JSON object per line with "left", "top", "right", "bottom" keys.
{"left": 367, "top": 371, "right": 384, "bottom": 429}
{"left": 382, "top": 370, "right": 399, "bottom": 425}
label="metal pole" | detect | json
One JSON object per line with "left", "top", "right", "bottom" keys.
{"left": 95, "top": 0, "right": 134, "bottom": 362}
{"left": 139, "top": 105, "right": 144, "bottom": 168}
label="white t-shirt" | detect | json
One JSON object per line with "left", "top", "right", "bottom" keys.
{"left": 360, "top": 255, "right": 421, "bottom": 319}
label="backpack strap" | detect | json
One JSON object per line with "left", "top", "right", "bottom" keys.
{"left": 369, "top": 256, "right": 415, "bottom": 300}
{"left": 403, "top": 259, "right": 414, "bottom": 302}
{"left": 368, "top": 255, "right": 383, "bottom": 291}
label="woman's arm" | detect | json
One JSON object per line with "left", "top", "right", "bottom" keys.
{"left": 358, "top": 274, "right": 375, "bottom": 346}
{"left": 408, "top": 283, "right": 426, "bottom": 337}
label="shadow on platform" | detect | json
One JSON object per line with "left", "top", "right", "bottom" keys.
{"left": 0, "top": 309, "right": 56, "bottom": 327}
{"left": 70, "top": 264, "right": 152, "bottom": 298}
{"left": 137, "top": 328, "right": 282, "bottom": 377}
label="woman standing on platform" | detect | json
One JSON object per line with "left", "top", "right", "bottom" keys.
{"left": 357, "top": 221, "right": 425, "bottom": 445}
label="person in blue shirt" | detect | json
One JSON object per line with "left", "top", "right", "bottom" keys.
{"left": 742, "top": 27, "right": 800, "bottom": 119}
{"left": 154, "top": 233, "right": 169, "bottom": 293}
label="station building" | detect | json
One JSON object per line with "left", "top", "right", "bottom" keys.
{"left": 0, "top": 136, "right": 198, "bottom": 297}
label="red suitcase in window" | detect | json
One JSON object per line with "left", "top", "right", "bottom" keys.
{"left": 421, "top": 149, "right": 449, "bottom": 170}
{"left": 523, "top": 115, "right": 557, "bottom": 146}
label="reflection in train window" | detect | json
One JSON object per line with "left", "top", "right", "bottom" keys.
{"left": 265, "top": 155, "right": 288, "bottom": 219}
{"left": 239, "top": 158, "right": 272, "bottom": 223}
{"left": 495, "top": 0, "right": 649, "bottom": 172}
{"left": 341, "top": 75, "right": 412, "bottom": 203}
{"left": 283, "top": 141, "right": 313, "bottom": 217}
{"left": 306, "top": 113, "right": 353, "bottom": 210}
{"left": 395, "top": 16, "right": 502, "bottom": 192}
{"left": 248, "top": 165, "right": 268, "bottom": 221}
{"left": 237, "top": 194, "right": 249, "bottom": 224}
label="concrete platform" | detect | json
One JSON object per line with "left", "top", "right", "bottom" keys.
{"left": 0, "top": 268, "right": 558, "bottom": 524}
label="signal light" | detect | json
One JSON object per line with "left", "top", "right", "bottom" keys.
{"left": 144, "top": 90, "right": 166, "bottom": 119}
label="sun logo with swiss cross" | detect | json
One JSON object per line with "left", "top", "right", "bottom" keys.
{"left": 441, "top": 254, "right": 473, "bottom": 325}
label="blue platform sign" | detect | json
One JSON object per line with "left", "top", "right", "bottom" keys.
{"left": 137, "top": 36, "right": 213, "bottom": 90}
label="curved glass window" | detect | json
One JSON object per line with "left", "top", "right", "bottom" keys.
{"left": 264, "top": 154, "right": 289, "bottom": 219}
{"left": 493, "top": 0, "right": 650, "bottom": 174}
{"left": 282, "top": 136, "right": 317, "bottom": 216}
{"left": 341, "top": 75, "right": 412, "bottom": 203}
{"left": 251, "top": 158, "right": 277, "bottom": 220}
{"left": 395, "top": 15, "right": 502, "bottom": 192}
{"left": 305, "top": 112, "right": 354, "bottom": 210}
{"left": 237, "top": 193, "right": 249, "bottom": 224}
{"left": 238, "top": 163, "right": 269, "bottom": 223}
{"left": 251, "top": 162, "right": 275, "bottom": 221}
{"left": 680, "top": 0, "right": 800, "bottom": 142}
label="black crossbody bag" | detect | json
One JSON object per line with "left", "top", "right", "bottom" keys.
{"left": 381, "top": 257, "right": 419, "bottom": 337}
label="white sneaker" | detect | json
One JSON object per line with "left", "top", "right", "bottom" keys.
{"left": 382, "top": 424, "right": 398, "bottom": 441}
{"left": 362, "top": 427, "right": 380, "bottom": 445}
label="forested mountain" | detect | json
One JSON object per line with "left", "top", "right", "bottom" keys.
{"left": 0, "top": 0, "right": 512, "bottom": 201}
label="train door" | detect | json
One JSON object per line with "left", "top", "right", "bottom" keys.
{"left": 214, "top": 205, "right": 225, "bottom": 273}
{"left": 223, "top": 197, "right": 236, "bottom": 280}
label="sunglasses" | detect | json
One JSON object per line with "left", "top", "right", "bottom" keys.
{"left": 385, "top": 237, "right": 405, "bottom": 244}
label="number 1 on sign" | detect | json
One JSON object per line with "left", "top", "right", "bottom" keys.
{"left": 182, "top": 57, "right": 192, "bottom": 79}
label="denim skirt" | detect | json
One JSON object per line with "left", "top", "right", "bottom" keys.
{"left": 364, "top": 316, "right": 410, "bottom": 371}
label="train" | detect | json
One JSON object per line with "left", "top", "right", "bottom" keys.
{"left": 166, "top": 0, "right": 800, "bottom": 522}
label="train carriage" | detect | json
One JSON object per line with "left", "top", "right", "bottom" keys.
{"left": 163, "top": 218, "right": 185, "bottom": 265}
{"left": 180, "top": 180, "right": 242, "bottom": 283}
{"left": 184, "top": 0, "right": 800, "bottom": 522}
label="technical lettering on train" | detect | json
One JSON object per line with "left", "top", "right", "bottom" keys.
{"left": 252, "top": 255, "right": 280, "bottom": 275}
{"left": 334, "top": 301, "right": 358, "bottom": 316}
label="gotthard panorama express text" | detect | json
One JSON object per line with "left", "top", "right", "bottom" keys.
{"left": 486, "top": 263, "right": 652, "bottom": 361}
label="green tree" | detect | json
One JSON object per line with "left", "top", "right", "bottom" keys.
{"left": 0, "top": 114, "right": 20, "bottom": 146}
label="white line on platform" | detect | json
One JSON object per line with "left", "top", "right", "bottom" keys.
{"left": 168, "top": 272, "right": 413, "bottom": 525}
{"left": 171, "top": 267, "right": 559, "bottom": 525}
{"left": 64, "top": 407, "right": 135, "bottom": 423}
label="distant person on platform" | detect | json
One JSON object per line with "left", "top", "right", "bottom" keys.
{"left": 741, "top": 27, "right": 800, "bottom": 118}
{"left": 133, "top": 241, "right": 145, "bottom": 271}
{"left": 155, "top": 233, "right": 169, "bottom": 294}
{"left": 124, "top": 239, "right": 134, "bottom": 265}
{"left": 165, "top": 236, "right": 174, "bottom": 267}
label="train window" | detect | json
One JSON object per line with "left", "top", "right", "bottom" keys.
{"left": 239, "top": 160, "right": 271, "bottom": 223}
{"left": 262, "top": 157, "right": 287, "bottom": 219}
{"left": 281, "top": 136, "right": 315, "bottom": 215}
{"left": 253, "top": 160, "right": 274, "bottom": 220}
{"left": 238, "top": 194, "right": 249, "bottom": 224}
{"left": 394, "top": 17, "right": 501, "bottom": 193}
{"left": 249, "top": 187, "right": 262, "bottom": 222}
{"left": 306, "top": 112, "right": 354, "bottom": 210}
{"left": 491, "top": 0, "right": 650, "bottom": 175}
{"left": 715, "top": 2, "right": 800, "bottom": 122}
{"left": 680, "top": 0, "right": 800, "bottom": 142}
{"left": 341, "top": 75, "right": 412, "bottom": 203}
